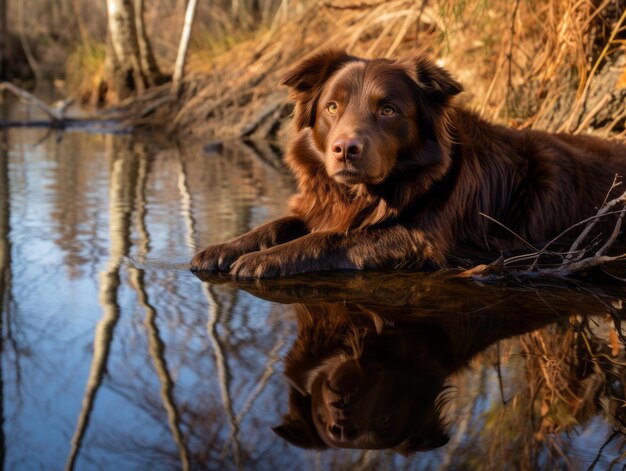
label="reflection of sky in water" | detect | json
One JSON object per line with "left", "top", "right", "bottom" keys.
{"left": 1, "top": 128, "right": 302, "bottom": 469}
{"left": 1, "top": 126, "right": 625, "bottom": 469}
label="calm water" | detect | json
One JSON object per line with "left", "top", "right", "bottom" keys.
{"left": 1, "top": 108, "right": 626, "bottom": 469}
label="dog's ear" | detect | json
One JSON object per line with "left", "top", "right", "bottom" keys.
{"left": 403, "top": 56, "right": 463, "bottom": 103}
{"left": 397, "top": 56, "right": 460, "bottom": 172}
{"left": 272, "top": 421, "right": 328, "bottom": 449}
{"left": 272, "top": 388, "right": 328, "bottom": 449}
{"left": 280, "top": 49, "right": 356, "bottom": 129}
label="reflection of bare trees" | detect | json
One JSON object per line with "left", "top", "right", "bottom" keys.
{"left": 178, "top": 141, "right": 245, "bottom": 468}
{"left": 61, "top": 137, "right": 296, "bottom": 469}
{"left": 46, "top": 132, "right": 109, "bottom": 279}
{"left": 177, "top": 149, "right": 195, "bottom": 251}
{"left": 220, "top": 328, "right": 287, "bottom": 458}
{"left": 205, "top": 285, "right": 242, "bottom": 469}
{"left": 130, "top": 145, "right": 190, "bottom": 471}
{"left": 132, "top": 267, "right": 191, "bottom": 471}
{"left": 65, "top": 135, "right": 138, "bottom": 471}
{"left": 0, "top": 131, "right": 303, "bottom": 468}
{"left": 0, "top": 110, "right": 9, "bottom": 471}
{"left": 178, "top": 142, "right": 294, "bottom": 468}
{"left": 181, "top": 140, "right": 295, "bottom": 247}
{"left": 174, "top": 142, "right": 241, "bottom": 466}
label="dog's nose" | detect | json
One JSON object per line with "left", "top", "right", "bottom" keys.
{"left": 328, "top": 424, "right": 359, "bottom": 442}
{"left": 332, "top": 137, "right": 363, "bottom": 160}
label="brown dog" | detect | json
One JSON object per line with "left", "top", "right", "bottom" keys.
{"left": 191, "top": 49, "right": 626, "bottom": 277}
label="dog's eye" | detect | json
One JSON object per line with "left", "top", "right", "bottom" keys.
{"left": 377, "top": 414, "right": 392, "bottom": 426}
{"left": 381, "top": 105, "right": 397, "bottom": 116}
{"left": 327, "top": 102, "right": 339, "bottom": 114}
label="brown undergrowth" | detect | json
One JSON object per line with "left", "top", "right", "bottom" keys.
{"left": 163, "top": 0, "right": 626, "bottom": 141}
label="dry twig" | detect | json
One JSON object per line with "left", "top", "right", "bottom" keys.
{"left": 461, "top": 183, "right": 626, "bottom": 279}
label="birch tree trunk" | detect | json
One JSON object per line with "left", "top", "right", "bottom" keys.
{"left": 134, "top": 0, "right": 163, "bottom": 86}
{"left": 171, "top": 0, "right": 199, "bottom": 95}
{"left": 0, "top": 0, "right": 7, "bottom": 80}
{"left": 104, "top": 0, "right": 163, "bottom": 101}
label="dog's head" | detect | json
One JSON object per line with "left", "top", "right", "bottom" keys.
{"left": 272, "top": 304, "right": 452, "bottom": 452}
{"left": 281, "top": 49, "right": 462, "bottom": 189}
{"left": 274, "top": 353, "right": 450, "bottom": 452}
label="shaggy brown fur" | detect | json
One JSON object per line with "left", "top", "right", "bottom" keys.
{"left": 191, "top": 49, "right": 626, "bottom": 278}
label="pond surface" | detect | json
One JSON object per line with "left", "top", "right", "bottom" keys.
{"left": 1, "top": 105, "right": 626, "bottom": 469}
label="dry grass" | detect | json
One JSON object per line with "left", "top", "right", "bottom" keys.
{"left": 170, "top": 0, "right": 626, "bottom": 140}
{"left": 12, "top": 0, "right": 624, "bottom": 135}
{"left": 65, "top": 40, "right": 107, "bottom": 104}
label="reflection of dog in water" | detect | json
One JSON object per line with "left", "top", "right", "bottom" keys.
{"left": 273, "top": 301, "right": 557, "bottom": 452}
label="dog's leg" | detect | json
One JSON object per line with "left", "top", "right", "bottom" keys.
{"left": 190, "top": 216, "right": 310, "bottom": 271}
{"left": 229, "top": 226, "right": 445, "bottom": 278}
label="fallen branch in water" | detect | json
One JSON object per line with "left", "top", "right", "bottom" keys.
{"left": 0, "top": 81, "right": 131, "bottom": 129}
{"left": 0, "top": 81, "right": 68, "bottom": 121}
{"left": 460, "top": 181, "right": 626, "bottom": 279}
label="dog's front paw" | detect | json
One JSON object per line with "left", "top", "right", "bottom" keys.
{"left": 191, "top": 243, "right": 244, "bottom": 272}
{"left": 230, "top": 251, "right": 288, "bottom": 279}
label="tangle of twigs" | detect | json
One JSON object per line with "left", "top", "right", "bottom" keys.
{"left": 461, "top": 179, "right": 626, "bottom": 280}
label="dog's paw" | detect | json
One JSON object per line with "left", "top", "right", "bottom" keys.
{"left": 229, "top": 251, "right": 287, "bottom": 279}
{"left": 190, "top": 243, "right": 244, "bottom": 272}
